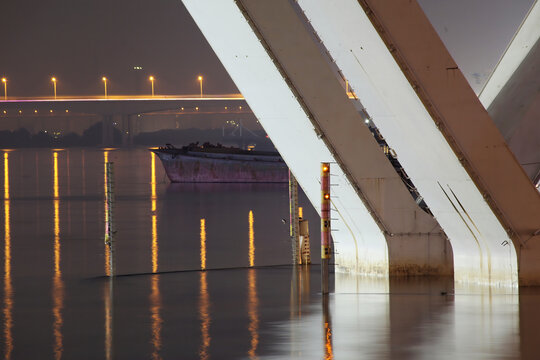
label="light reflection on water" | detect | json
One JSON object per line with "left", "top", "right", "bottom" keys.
{"left": 104, "top": 279, "right": 113, "bottom": 360}
{"left": 149, "top": 153, "right": 162, "bottom": 360}
{"left": 199, "top": 271, "right": 211, "bottom": 360}
{"left": 200, "top": 219, "right": 207, "bottom": 271}
{"left": 150, "top": 275, "right": 162, "bottom": 360}
{"left": 103, "top": 150, "right": 110, "bottom": 277}
{"left": 247, "top": 269, "right": 259, "bottom": 360}
{"left": 3, "top": 152, "right": 13, "bottom": 360}
{"left": 247, "top": 211, "right": 259, "bottom": 359}
{"left": 52, "top": 151, "right": 64, "bottom": 360}
{"left": 0, "top": 148, "right": 539, "bottom": 359}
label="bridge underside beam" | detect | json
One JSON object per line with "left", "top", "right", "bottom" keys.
{"left": 296, "top": 0, "right": 540, "bottom": 286}
{"left": 480, "top": 1, "right": 540, "bottom": 185}
{"left": 488, "top": 38, "right": 540, "bottom": 185}
{"left": 182, "top": 0, "right": 453, "bottom": 277}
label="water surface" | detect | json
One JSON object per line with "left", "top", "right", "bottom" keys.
{"left": 0, "top": 148, "right": 539, "bottom": 359}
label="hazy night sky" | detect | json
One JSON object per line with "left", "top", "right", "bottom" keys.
{"left": 0, "top": 0, "right": 534, "bottom": 97}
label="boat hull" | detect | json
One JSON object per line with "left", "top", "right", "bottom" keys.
{"left": 154, "top": 150, "right": 289, "bottom": 183}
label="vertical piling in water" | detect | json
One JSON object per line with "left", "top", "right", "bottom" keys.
{"left": 321, "top": 163, "right": 331, "bottom": 294}
{"left": 299, "top": 208, "right": 311, "bottom": 265}
{"left": 105, "top": 162, "right": 115, "bottom": 277}
{"left": 289, "top": 170, "right": 300, "bottom": 265}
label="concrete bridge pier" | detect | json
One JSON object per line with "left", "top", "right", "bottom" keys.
{"left": 120, "top": 114, "right": 137, "bottom": 147}
{"left": 101, "top": 115, "right": 115, "bottom": 147}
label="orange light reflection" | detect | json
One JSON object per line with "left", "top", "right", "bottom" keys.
{"left": 53, "top": 152, "right": 59, "bottom": 199}
{"left": 248, "top": 211, "right": 255, "bottom": 268}
{"left": 324, "top": 321, "right": 333, "bottom": 360}
{"left": 52, "top": 151, "right": 64, "bottom": 360}
{"left": 199, "top": 271, "right": 210, "bottom": 360}
{"left": 151, "top": 215, "right": 158, "bottom": 274}
{"left": 3, "top": 152, "right": 13, "bottom": 359}
{"left": 151, "top": 152, "right": 156, "bottom": 211}
{"left": 3, "top": 153, "right": 8, "bottom": 201}
{"left": 247, "top": 269, "right": 259, "bottom": 359}
{"left": 104, "top": 151, "right": 110, "bottom": 276}
{"left": 151, "top": 152, "right": 158, "bottom": 273}
{"left": 200, "top": 219, "right": 206, "bottom": 270}
{"left": 150, "top": 276, "right": 162, "bottom": 359}
{"left": 104, "top": 280, "right": 113, "bottom": 360}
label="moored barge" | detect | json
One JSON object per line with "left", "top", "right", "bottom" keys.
{"left": 152, "top": 143, "right": 288, "bottom": 183}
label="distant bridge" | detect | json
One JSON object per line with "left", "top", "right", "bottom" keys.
{"left": 0, "top": 94, "right": 246, "bottom": 115}
{"left": 0, "top": 94, "right": 248, "bottom": 145}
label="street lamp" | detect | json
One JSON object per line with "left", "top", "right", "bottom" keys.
{"left": 102, "top": 77, "right": 108, "bottom": 98}
{"left": 51, "top": 77, "right": 57, "bottom": 100}
{"left": 1, "top": 78, "right": 6, "bottom": 101}
{"left": 198, "top": 75, "right": 203, "bottom": 98}
{"left": 149, "top": 76, "right": 155, "bottom": 97}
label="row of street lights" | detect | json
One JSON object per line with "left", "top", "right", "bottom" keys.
{"left": 0, "top": 75, "right": 205, "bottom": 100}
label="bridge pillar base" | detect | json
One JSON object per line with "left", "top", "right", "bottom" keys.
{"left": 518, "top": 238, "right": 540, "bottom": 286}
{"left": 387, "top": 233, "right": 453, "bottom": 276}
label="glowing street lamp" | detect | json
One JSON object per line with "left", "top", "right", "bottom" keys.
{"left": 1, "top": 78, "right": 6, "bottom": 101}
{"left": 51, "top": 77, "right": 57, "bottom": 100}
{"left": 102, "top": 77, "right": 108, "bottom": 98}
{"left": 198, "top": 75, "right": 203, "bottom": 98}
{"left": 149, "top": 76, "right": 155, "bottom": 97}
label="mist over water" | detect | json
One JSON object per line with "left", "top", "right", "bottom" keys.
{"left": 0, "top": 148, "right": 538, "bottom": 359}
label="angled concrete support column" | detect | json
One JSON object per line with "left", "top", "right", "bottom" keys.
{"left": 182, "top": 0, "right": 453, "bottom": 277}
{"left": 297, "top": 0, "right": 540, "bottom": 286}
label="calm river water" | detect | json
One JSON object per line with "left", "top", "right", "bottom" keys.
{"left": 0, "top": 148, "right": 539, "bottom": 359}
